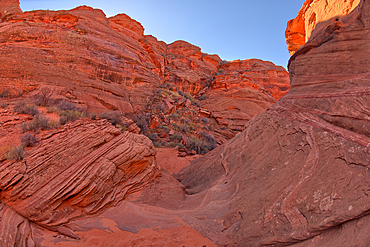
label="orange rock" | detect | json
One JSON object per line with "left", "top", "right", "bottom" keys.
{"left": 0, "top": 119, "right": 159, "bottom": 240}
{"left": 286, "top": 0, "right": 360, "bottom": 55}
{"left": 176, "top": 1, "right": 370, "bottom": 245}
{"left": 202, "top": 59, "right": 290, "bottom": 130}
{"left": 149, "top": 117, "right": 160, "bottom": 129}
{"left": 0, "top": 0, "right": 22, "bottom": 19}
{"left": 165, "top": 40, "right": 222, "bottom": 94}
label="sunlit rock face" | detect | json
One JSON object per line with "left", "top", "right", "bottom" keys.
{"left": 201, "top": 59, "right": 290, "bottom": 131}
{"left": 286, "top": 0, "right": 360, "bottom": 55}
{"left": 0, "top": 0, "right": 21, "bottom": 18}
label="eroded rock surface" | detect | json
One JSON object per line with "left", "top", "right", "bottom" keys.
{"left": 0, "top": 119, "right": 159, "bottom": 244}
{"left": 286, "top": 0, "right": 360, "bottom": 55}
{"left": 202, "top": 59, "right": 290, "bottom": 130}
{"left": 0, "top": 0, "right": 289, "bottom": 126}
{"left": 176, "top": 0, "right": 370, "bottom": 245}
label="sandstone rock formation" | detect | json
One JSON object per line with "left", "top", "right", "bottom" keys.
{"left": 0, "top": 119, "right": 160, "bottom": 246}
{"left": 177, "top": 0, "right": 370, "bottom": 245}
{"left": 0, "top": 0, "right": 21, "bottom": 19}
{"left": 201, "top": 59, "right": 290, "bottom": 130}
{"left": 286, "top": 0, "right": 360, "bottom": 55}
{"left": 0, "top": 0, "right": 288, "bottom": 125}
{"left": 1, "top": 0, "right": 370, "bottom": 246}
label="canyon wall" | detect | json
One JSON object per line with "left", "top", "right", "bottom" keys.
{"left": 286, "top": 0, "right": 360, "bottom": 55}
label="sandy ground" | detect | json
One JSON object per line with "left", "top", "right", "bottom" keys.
{"left": 155, "top": 148, "right": 200, "bottom": 174}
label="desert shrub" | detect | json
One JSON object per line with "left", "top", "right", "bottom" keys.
{"left": 20, "top": 132, "right": 40, "bottom": 147}
{"left": 6, "top": 145, "right": 24, "bottom": 161}
{"left": 0, "top": 88, "right": 9, "bottom": 98}
{"left": 180, "top": 118, "right": 190, "bottom": 124}
{"left": 186, "top": 132, "right": 217, "bottom": 154}
{"left": 153, "top": 142, "right": 163, "bottom": 148}
{"left": 59, "top": 110, "right": 83, "bottom": 125}
{"left": 184, "top": 92, "right": 192, "bottom": 100}
{"left": 57, "top": 100, "right": 78, "bottom": 111}
{"left": 33, "top": 87, "right": 54, "bottom": 106}
{"left": 186, "top": 137, "right": 209, "bottom": 154}
{"left": 201, "top": 117, "right": 210, "bottom": 124}
{"left": 89, "top": 112, "right": 97, "bottom": 120}
{"left": 22, "top": 115, "right": 52, "bottom": 132}
{"left": 198, "top": 95, "right": 209, "bottom": 101}
{"left": 14, "top": 100, "right": 39, "bottom": 116}
{"left": 169, "top": 133, "right": 182, "bottom": 142}
{"left": 169, "top": 112, "right": 181, "bottom": 120}
{"left": 179, "top": 124, "right": 190, "bottom": 133}
{"left": 100, "top": 111, "right": 123, "bottom": 126}
{"left": 199, "top": 131, "right": 217, "bottom": 149}
{"left": 146, "top": 133, "right": 159, "bottom": 142}
{"left": 133, "top": 113, "right": 150, "bottom": 133}
{"left": 158, "top": 125, "right": 169, "bottom": 133}
{"left": 0, "top": 102, "right": 8, "bottom": 108}
{"left": 167, "top": 142, "right": 184, "bottom": 148}
{"left": 191, "top": 99, "right": 201, "bottom": 107}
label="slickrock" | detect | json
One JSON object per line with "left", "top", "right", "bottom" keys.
{"left": 0, "top": 119, "right": 159, "bottom": 245}
{"left": 201, "top": 59, "right": 290, "bottom": 130}
{"left": 286, "top": 0, "right": 360, "bottom": 55}
{"left": 176, "top": 0, "right": 370, "bottom": 245}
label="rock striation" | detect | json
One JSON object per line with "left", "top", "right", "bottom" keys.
{"left": 176, "top": 0, "right": 370, "bottom": 245}
{"left": 0, "top": 119, "right": 159, "bottom": 246}
{"left": 286, "top": 0, "right": 360, "bottom": 55}
{"left": 0, "top": 0, "right": 288, "bottom": 122}
{"left": 201, "top": 59, "right": 290, "bottom": 130}
{"left": 1, "top": 0, "right": 370, "bottom": 246}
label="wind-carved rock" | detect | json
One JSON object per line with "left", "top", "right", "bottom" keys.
{"left": 0, "top": 0, "right": 22, "bottom": 19}
{"left": 202, "top": 59, "right": 290, "bottom": 130}
{"left": 0, "top": 119, "right": 159, "bottom": 246}
{"left": 177, "top": 0, "right": 370, "bottom": 245}
{"left": 286, "top": 0, "right": 360, "bottom": 55}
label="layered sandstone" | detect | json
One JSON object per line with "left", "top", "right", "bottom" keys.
{"left": 0, "top": 0, "right": 21, "bottom": 19}
{"left": 0, "top": 119, "right": 159, "bottom": 245}
{"left": 0, "top": 0, "right": 288, "bottom": 123}
{"left": 1, "top": 0, "right": 370, "bottom": 246}
{"left": 286, "top": 0, "right": 360, "bottom": 55}
{"left": 176, "top": 0, "right": 370, "bottom": 245}
{"left": 201, "top": 59, "right": 290, "bottom": 130}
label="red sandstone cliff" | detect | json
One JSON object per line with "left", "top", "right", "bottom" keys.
{"left": 1, "top": 0, "right": 370, "bottom": 246}
{"left": 286, "top": 0, "right": 360, "bottom": 55}
{"left": 0, "top": 0, "right": 289, "bottom": 120}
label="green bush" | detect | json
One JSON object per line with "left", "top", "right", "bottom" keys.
{"left": 153, "top": 142, "right": 163, "bottom": 148}
{"left": 186, "top": 137, "right": 209, "bottom": 154}
{"left": 57, "top": 100, "right": 78, "bottom": 111}
{"left": 146, "top": 133, "right": 159, "bottom": 142}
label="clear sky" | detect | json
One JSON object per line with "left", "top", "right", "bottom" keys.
{"left": 19, "top": 0, "right": 304, "bottom": 69}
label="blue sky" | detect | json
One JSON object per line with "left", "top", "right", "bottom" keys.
{"left": 20, "top": 0, "right": 304, "bottom": 69}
